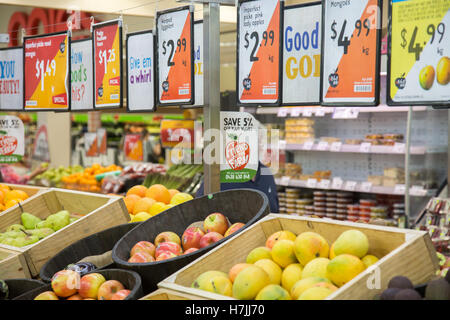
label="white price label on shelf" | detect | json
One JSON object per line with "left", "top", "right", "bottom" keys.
{"left": 394, "top": 184, "right": 406, "bottom": 194}
{"left": 330, "top": 141, "right": 342, "bottom": 152}
{"left": 318, "top": 179, "right": 331, "bottom": 189}
{"left": 317, "top": 141, "right": 329, "bottom": 151}
{"left": 359, "top": 142, "right": 371, "bottom": 153}
{"left": 306, "top": 178, "right": 317, "bottom": 188}
{"left": 303, "top": 109, "right": 313, "bottom": 117}
{"left": 303, "top": 141, "right": 314, "bottom": 150}
{"left": 332, "top": 108, "right": 359, "bottom": 119}
{"left": 279, "top": 140, "right": 286, "bottom": 150}
{"left": 315, "top": 108, "right": 326, "bottom": 117}
{"left": 344, "top": 181, "right": 357, "bottom": 191}
{"left": 277, "top": 108, "right": 290, "bottom": 117}
{"left": 410, "top": 185, "right": 426, "bottom": 196}
{"left": 291, "top": 108, "right": 302, "bottom": 117}
{"left": 280, "top": 176, "right": 291, "bottom": 186}
{"left": 360, "top": 182, "right": 373, "bottom": 193}
{"left": 332, "top": 177, "right": 343, "bottom": 189}
{"left": 393, "top": 143, "right": 406, "bottom": 154}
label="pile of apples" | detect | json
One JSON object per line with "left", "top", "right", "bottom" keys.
{"left": 34, "top": 270, "right": 130, "bottom": 300}
{"left": 128, "top": 212, "right": 245, "bottom": 263}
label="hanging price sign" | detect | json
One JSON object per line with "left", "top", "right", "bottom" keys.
{"left": 157, "top": 6, "right": 194, "bottom": 106}
{"left": 0, "top": 47, "right": 23, "bottom": 111}
{"left": 124, "top": 134, "right": 143, "bottom": 162}
{"left": 238, "top": 0, "right": 282, "bottom": 106}
{"left": 24, "top": 32, "right": 70, "bottom": 111}
{"left": 388, "top": 0, "right": 450, "bottom": 106}
{"left": 93, "top": 20, "right": 123, "bottom": 109}
{"left": 71, "top": 39, "right": 93, "bottom": 111}
{"left": 126, "top": 30, "right": 155, "bottom": 112}
{"left": 193, "top": 21, "right": 204, "bottom": 107}
{"left": 321, "top": 0, "right": 381, "bottom": 106}
{"left": 283, "top": 2, "right": 321, "bottom": 105}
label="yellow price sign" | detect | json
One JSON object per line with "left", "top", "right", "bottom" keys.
{"left": 388, "top": 0, "right": 450, "bottom": 105}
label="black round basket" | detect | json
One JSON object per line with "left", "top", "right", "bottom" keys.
{"left": 4, "top": 279, "right": 46, "bottom": 300}
{"left": 13, "top": 269, "right": 143, "bottom": 300}
{"left": 40, "top": 222, "right": 141, "bottom": 283}
{"left": 111, "top": 188, "right": 270, "bottom": 292}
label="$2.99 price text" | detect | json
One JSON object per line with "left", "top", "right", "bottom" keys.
{"left": 162, "top": 38, "right": 187, "bottom": 67}
{"left": 244, "top": 30, "right": 275, "bottom": 62}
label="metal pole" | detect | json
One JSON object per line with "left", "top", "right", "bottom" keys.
{"left": 404, "top": 106, "right": 413, "bottom": 227}
{"left": 203, "top": 2, "right": 221, "bottom": 194}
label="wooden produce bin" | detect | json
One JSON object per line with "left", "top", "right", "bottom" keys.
{"left": 140, "top": 288, "right": 207, "bottom": 300}
{"left": 0, "top": 247, "right": 30, "bottom": 279}
{"left": 0, "top": 188, "right": 130, "bottom": 277}
{"left": 158, "top": 214, "right": 440, "bottom": 300}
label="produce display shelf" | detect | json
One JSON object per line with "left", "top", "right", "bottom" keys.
{"left": 275, "top": 177, "right": 436, "bottom": 197}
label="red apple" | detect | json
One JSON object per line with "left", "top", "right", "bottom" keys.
{"left": 51, "top": 269, "right": 79, "bottom": 297}
{"left": 154, "top": 231, "right": 181, "bottom": 246}
{"left": 66, "top": 294, "right": 83, "bottom": 300}
{"left": 203, "top": 213, "right": 229, "bottom": 235}
{"left": 97, "top": 280, "right": 125, "bottom": 300}
{"left": 128, "top": 251, "right": 155, "bottom": 263}
{"left": 78, "top": 273, "right": 106, "bottom": 299}
{"left": 34, "top": 291, "right": 59, "bottom": 300}
{"left": 224, "top": 222, "right": 245, "bottom": 237}
{"left": 199, "top": 232, "right": 224, "bottom": 248}
{"left": 155, "top": 241, "right": 183, "bottom": 257}
{"left": 130, "top": 241, "right": 155, "bottom": 257}
{"left": 155, "top": 251, "right": 178, "bottom": 261}
{"left": 181, "top": 227, "right": 205, "bottom": 250}
{"left": 183, "top": 248, "right": 199, "bottom": 255}
{"left": 111, "top": 289, "right": 131, "bottom": 300}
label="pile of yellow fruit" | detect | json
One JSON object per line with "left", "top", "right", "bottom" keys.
{"left": 124, "top": 184, "right": 193, "bottom": 223}
{"left": 192, "top": 229, "right": 379, "bottom": 300}
{"left": 0, "top": 184, "right": 30, "bottom": 212}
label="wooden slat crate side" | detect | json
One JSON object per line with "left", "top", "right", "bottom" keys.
{"left": 329, "top": 233, "right": 438, "bottom": 300}
{"left": 278, "top": 216, "right": 407, "bottom": 258}
{"left": 0, "top": 248, "right": 30, "bottom": 279}
{"left": 23, "top": 198, "right": 130, "bottom": 276}
{"left": 140, "top": 288, "right": 208, "bottom": 300}
{"left": 0, "top": 196, "right": 51, "bottom": 231}
{"left": 53, "top": 189, "right": 111, "bottom": 215}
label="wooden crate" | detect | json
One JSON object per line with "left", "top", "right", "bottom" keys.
{"left": 158, "top": 214, "right": 440, "bottom": 300}
{"left": 140, "top": 288, "right": 207, "bottom": 300}
{"left": 0, "top": 188, "right": 130, "bottom": 277}
{"left": 0, "top": 247, "right": 30, "bottom": 279}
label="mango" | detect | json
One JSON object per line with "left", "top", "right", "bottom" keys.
{"left": 419, "top": 65, "right": 435, "bottom": 90}
{"left": 329, "top": 242, "right": 336, "bottom": 259}
{"left": 254, "top": 259, "right": 282, "bottom": 285}
{"left": 333, "top": 230, "right": 369, "bottom": 258}
{"left": 265, "top": 230, "right": 297, "bottom": 249}
{"left": 298, "top": 286, "right": 334, "bottom": 300}
{"left": 281, "top": 263, "right": 303, "bottom": 292}
{"left": 362, "top": 254, "right": 379, "bottom": 268}
{"left": 290, "top": 277, "right": 331, "bottom": 299}
{"left": 246, "top": 247, "right": 272, "bottom": 264}
{"left": 271, "top": 240, "right": 298, "bottom": 268}
{"left": 436, "top": 56, "right": 450, "bottom": 85}
{"left": 302, "top": 257, "right": 330, "bottom": 279}
{"left": 327, "top": 254, "right": 366, "bottom": 287}
{"left": 199, "top": 275, "right": 233, "bottom": 297}
{"left": 191, "top": 271, "right": 229, "bottom": 289}
{"left": 232, "top": 265, "right": 270, "bottom": 300}
{"left": 228, "top": 263, "right": 252, "bottom": 283}
{"left": 294, "top": 232, "right": 329, "bottom": 266}
{"left": 255, "top": 284, "right": 291, "bottom": 300}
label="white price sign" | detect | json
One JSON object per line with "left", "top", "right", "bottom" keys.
{"left": 291, "top": 108, "right": 302, "bottom": 117}
{"left": 393, "top": 142, "right": 406, "bottom": 153}
{"left": 359, "top": 142, "right": 372, "bottom": 153}
{"left": 394, "top": 184, "right": 406, "bottom": 194}
{"left": 330, "top": 141, "right": 342, "bottom": 152}
{"left": 157, "top": 6, "right": 194, "bottom": 105}
{"left": 317, "top": 141, "right": 329, "bottom": 151}
{"left": 332, "top": 177, "right": 343, "bottom": 189}
{"left": 410, "top": 185, "right": 426, "bottom": 196}
{"left": 277, "top": 107, "right": 290, "bottom": 117}
{"left": 71, "top": 40, "right": 93, "bottom": 111}
{"left": 360, "top": 181, "right": 372, "bottom": 192}
{"left": 280, "top": 176, "right": 291, "bottom": 186}
{"left": 332, "top": 107, "right": 360, "bottom": 119}
{"left": 321, "top": 0, "right": 381, "bottom": 105}
{"left": 318, "top": 179, "right": 331, "bottom": 189}
{"left": 307, "top": 178, "right": 317, "bottom": 188}
{"left": 344, "top": 180, "right": 357, "bottom": 191}
{"left": 193, "top": 21, "right": 204, "bottom": 107}
{"left": 0, "top": 47, "right": 23, "bottom": 110}
{"left": 283, "top": 3, "right": 321, "bottom": 105}
{"left": 315, "top": 107, "right": 326, "bottom": 116}
{"left": 238, "top": 0, "right": 282, "bottom": 105}
{"left": 126, "top": 31, "right": 155, "bottom": 111}
{"left": 303, "top": 140, "right": 314, "bottom": 150}
{"left": 303, "top": 108, "right": 313, "bottom": 117}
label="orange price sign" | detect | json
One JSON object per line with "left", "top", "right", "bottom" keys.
{"left": 320, "top": 0, "right": 381, "bottom": 106}
{"left": 24, "top": 32, "right": 70, "bottom": 111}
{"left": 124, "top": 134, "right": 143, "bottom": 162}
{"left": 157, "top": 6, "right": 194, "bottom": 106}
{"left": 93, "top": 20, "right": 123, "bottom": 109}
{"left": 237, "top": 0, "right": 282, "bottom": 106}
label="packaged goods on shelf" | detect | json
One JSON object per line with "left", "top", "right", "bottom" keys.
{"left": 285, "top": 118, "right": 315, "bottom": 144}
{"left": 368, "top": 175, "right": 384, "bottom": 186}
{"left": 345, "top": 139, "right": 363, "bottom": 145}
{"left": 320, "top": 137, "right": 342, "bottom": 144}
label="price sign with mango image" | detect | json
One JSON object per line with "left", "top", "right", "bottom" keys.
{"left": 388, "top": 0, "right": 450, "bottom": 105}
{"left": 321, "top": 0, "right": 381, "bottom": 106}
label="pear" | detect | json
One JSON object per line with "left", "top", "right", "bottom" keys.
{"left": 36, "top": 221, "right": 46, "bottom": 229}
{"left": 3, "top": 231, "right": 24, "bottom": 239}
{"left": 0, "top": 237, "right": 15, "bottom": 246}
{"left": 45, "top": 210, "right": 70, "bottom": 231}
{"left": 6, "top": 224, "right": 25, "bottom": 232}
{"left": 29, "top": 228, "right": 54, "bottom": 239}
{"left": 21, "top": 212, "right": 42, "bottom": 230}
